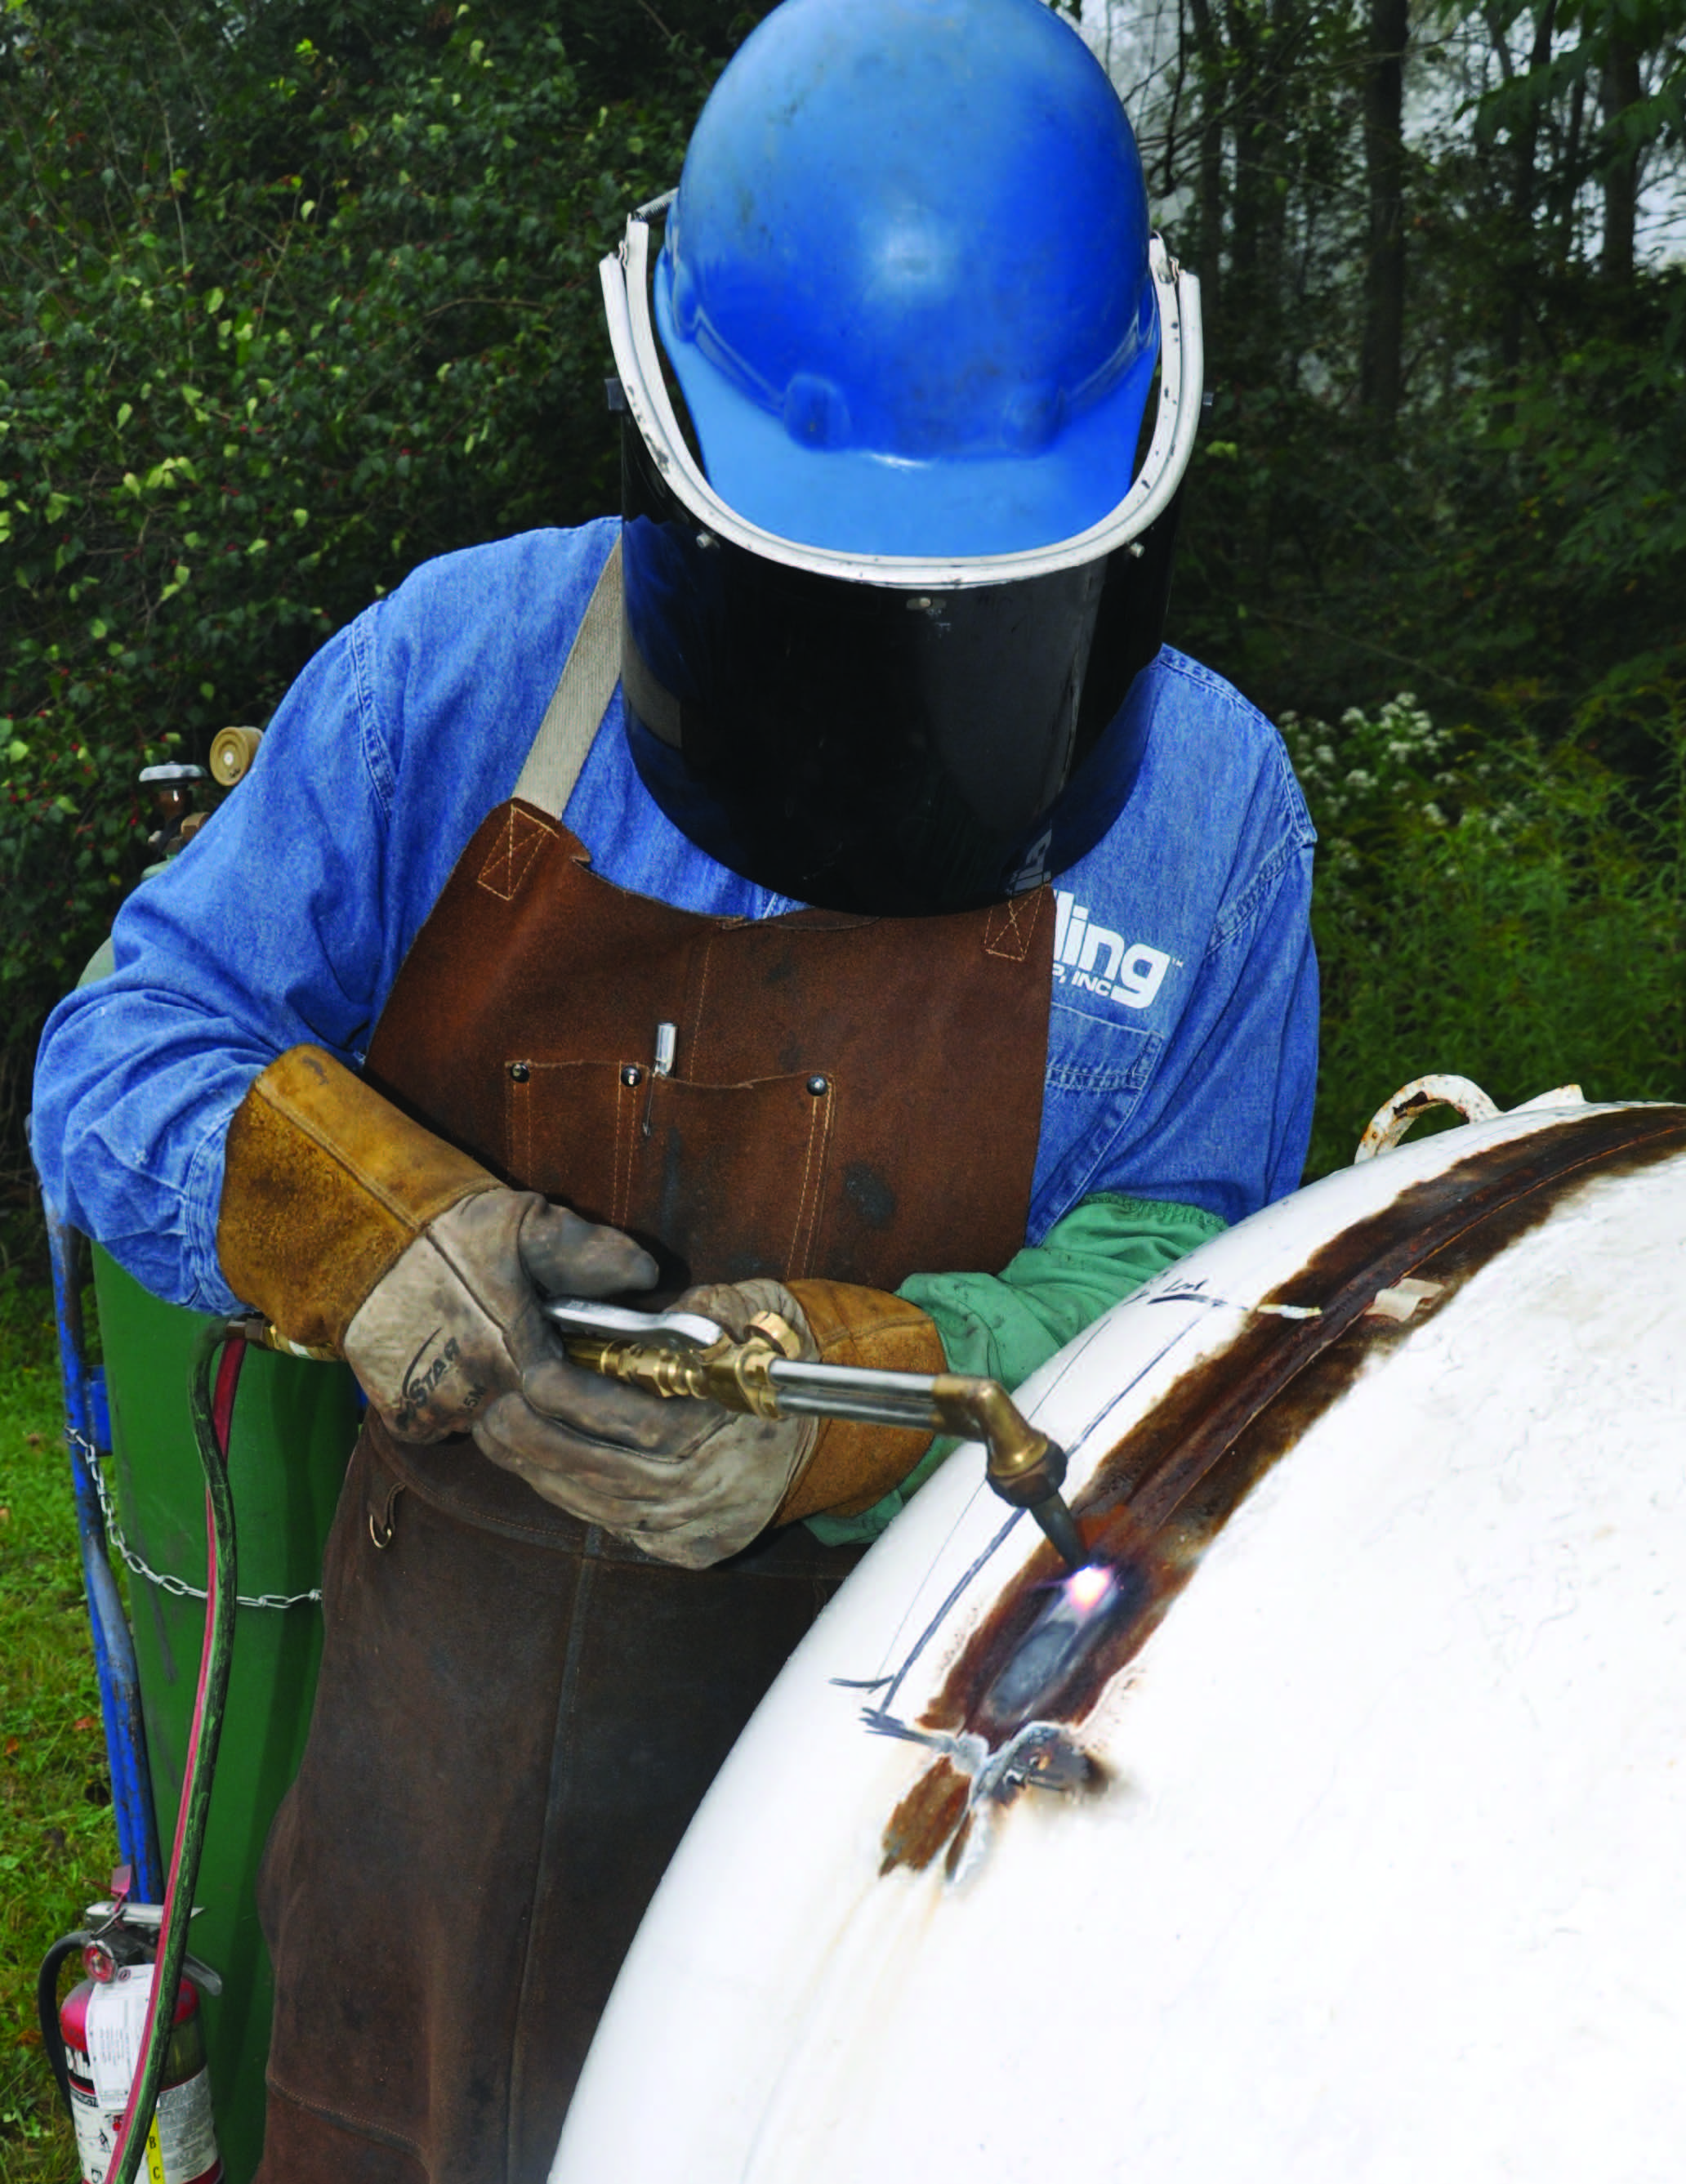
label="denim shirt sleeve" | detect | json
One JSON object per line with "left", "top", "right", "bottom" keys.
{"left": 1025, "top": 650, "right": 1319, "bottom": 1237}
{"left": 29, "top": 623, "right": 395, "bottom": 1312}
{"left": 29, "top": 524, "right": 621, "bottom": 1311}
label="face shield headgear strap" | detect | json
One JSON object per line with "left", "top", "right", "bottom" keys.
{"left": 600, "top": 203, "right": 1205, "bottom": 916}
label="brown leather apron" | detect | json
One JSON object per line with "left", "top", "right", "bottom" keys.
{"left": 256, "top": 798, "right": 1053, "bottom": 2183}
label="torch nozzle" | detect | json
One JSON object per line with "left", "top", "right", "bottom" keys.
{"left": 1028, "top": 1489, "right": 1086, "bottom": 1572}
{"left": 943, "top": 1378, "right": 1085, "bottom": 1570}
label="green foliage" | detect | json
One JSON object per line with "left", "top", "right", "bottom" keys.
{"left": 1283, "top": 690, "right": 1686, "bottom": 1174}
{"left": 1174, "top": 257, "right": 1686, "bottom": 801}
{"left": 1154, "top": 0, "right": 1686, "bottom": 757}
{"left": 0, "top": 0, "right": 715, "bottom": 1190}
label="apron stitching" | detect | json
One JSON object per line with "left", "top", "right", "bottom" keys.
{"left": 984, "top": 891, "right": 1037, "bottom": 961}
{"left": 685, "top": 931, "right": 716, "bottom": 1073}
{"left": 983, "top": 895, "right": 1022, "bottom": 956}
{"left": 613, "top": 1065, "right": 638, "bottom": 1229}
{"left": 477, "top": 808, "right": 519, "bottom": 900}
{"left": 510, "top": 796, "right": 564, "bottom": 840}
{"left": 506, "top": 1545, "right": 600, "bottom": 2180}
{"left": 510, "top": 812, "right": 551, "bottom": 895}
{"left": 476, "top": 805, "right": 553, "bottom": 901}
{"left": 786, "top": 1078, "right": 833, "bottom": 1276}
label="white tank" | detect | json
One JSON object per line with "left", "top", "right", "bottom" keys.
{"left": 551, "top": 1098, "right": 1686, "bottom": 2184}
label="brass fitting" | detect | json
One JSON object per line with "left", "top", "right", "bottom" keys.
{"left": 930, "top": 1376, "right": 1069, "bottom": 1508}
{"left": 564, "top": 1311, "right": 805, "bottom": 1421}
{"left": 563, "top": 1337, "right": 710, "bottom": 1400}
{"left": 235, "top": 1315, "right": 341, "bottom": 1364}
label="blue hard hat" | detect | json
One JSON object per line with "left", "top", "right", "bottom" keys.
{"left": 654, "top": 0, "right": 1159, "bottom": 557}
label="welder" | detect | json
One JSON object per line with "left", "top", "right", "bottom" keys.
{"left": 32, "top": 0, "right": 1318, "bottom": 2175}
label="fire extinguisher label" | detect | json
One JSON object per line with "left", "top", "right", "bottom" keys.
{"left": 69, "top": 2079, "right": 117, "bottom": 2183}
{"left": 70, "top": 1963, "right": 223, "bottom": 2184}
{"left": 152, "top": 2072, "right": 221, "bottom": 2181}
{"left": 85, "top": 1966, "right": 157, "bottom": 2109}
{"left": 71, "top": 2072, "right": 222, "bottom": 2184}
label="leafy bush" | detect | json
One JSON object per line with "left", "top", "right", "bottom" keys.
{"left": 1284, "top": 687, "right": 1686, "bottom": 1176}
{"left": 0, "top": 1, "right": 707, "bottom": 1192}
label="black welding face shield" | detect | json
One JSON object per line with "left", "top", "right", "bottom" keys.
{"left": 600, "top": 203, "right": 1205, "bottom": 915}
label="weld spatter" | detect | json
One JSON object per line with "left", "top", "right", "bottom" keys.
{"left": 872, "top": 1711, "right": 1104, "bottom": 1883}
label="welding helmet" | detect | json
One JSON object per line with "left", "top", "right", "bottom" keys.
{"left": 600, "top": 0, "right": 1204, "bottom": 914}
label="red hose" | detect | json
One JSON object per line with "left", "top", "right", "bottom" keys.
{"left": 104, "top": 1332, "right": 246, "bottom": 2182}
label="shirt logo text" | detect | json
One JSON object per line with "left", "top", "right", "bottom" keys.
{"left": 1054, "top": 891, "right": 1171, "bottom": 1010}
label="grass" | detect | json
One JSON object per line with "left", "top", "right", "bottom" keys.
{"left": 0, "top": 1262, "right": 117, "bottom": 2184}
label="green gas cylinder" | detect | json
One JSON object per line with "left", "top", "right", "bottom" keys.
{"left": 74, "top": 736, "right": 360, "bottom": 2180}
{"left": 90, "top": 1247, "right": 360, "bottom": 2183}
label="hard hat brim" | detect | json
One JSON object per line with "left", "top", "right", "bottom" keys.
{"left": 602, "top": 199, "right": 1202, "bottom": 592}
{"left": 653, "top": 252, "right": 1162, "bottom": 559}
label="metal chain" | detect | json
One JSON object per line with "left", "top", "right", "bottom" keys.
{"left": 68, "top": 1428, "right": 322, "bottom": 1610}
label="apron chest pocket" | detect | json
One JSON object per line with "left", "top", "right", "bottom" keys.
{"left": 504, "top": 1058, "right": 838, "bottom": 1288}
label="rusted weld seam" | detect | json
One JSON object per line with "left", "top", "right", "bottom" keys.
{"left": 1122, "top": 1109, "right": 1686, "bottom": 1535}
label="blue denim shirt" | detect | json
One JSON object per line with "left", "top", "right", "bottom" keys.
{"left": 32, "top": 520, "right": 1317, "bottom": 1313}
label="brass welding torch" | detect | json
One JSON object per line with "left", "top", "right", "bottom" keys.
{"left": 543, "top": 1297, "right": 1086, "bottom": 1569}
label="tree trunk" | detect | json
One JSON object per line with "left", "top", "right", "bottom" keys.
{"left": 1186, "top": 0, "right": 1228, "bottom": 333}
{"left": 1360, "top": 0, "right": 1408, "bottom": 436}
{"left": 1554, "top": 74, "right": 1586, "bottom": 266}
{"left": 1224, "top": 0, "right": 1293, "bottom": 361}
{"left": 1600, "top": 33, "right": 1642, "bottom": 282}
{"left": 1494, "top": 0, "right": 1556, "bottom": 383}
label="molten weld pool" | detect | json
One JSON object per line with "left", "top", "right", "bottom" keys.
{"left": 976, "top": 1561, "right": 1139, "bottom": 1729}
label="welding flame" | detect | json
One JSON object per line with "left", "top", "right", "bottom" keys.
{"left": 1063, "top": 1563, "right": 1116, "bottom": 1615}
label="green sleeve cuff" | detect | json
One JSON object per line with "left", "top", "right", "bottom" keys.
{"left": 804, "top": 1192, "right": 1226, "bottom": 1547}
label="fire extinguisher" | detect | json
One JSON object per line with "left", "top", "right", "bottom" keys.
{"left": 38, "top": 1871, "right": 225, "bottom": 2184}
{"left": 40, "top": 1324, "right": 244, "bottom": 2184}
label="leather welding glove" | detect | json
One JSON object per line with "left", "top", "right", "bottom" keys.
{"left": 216, "top": 1046, "right": 657, "bottom": 1436}
{"left": 220, "top": 1047, "right": 947, "bottom": 1558}
{"left": 341, "top": 1190, "right": 658, "bottom": 1440}
{"left": 472, "top": 1276, "right": 947, "bottom": 1568}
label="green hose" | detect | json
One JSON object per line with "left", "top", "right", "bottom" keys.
{"left": 107, "top": 1320, "right": 242, "bottom": 2184}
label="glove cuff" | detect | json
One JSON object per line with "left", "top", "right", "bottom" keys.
{"left": 218, "top": 1045, "right": 498, "bottom": 1350}
{"left": 775, "top": 1281, "right": 946, "bottom": 1524}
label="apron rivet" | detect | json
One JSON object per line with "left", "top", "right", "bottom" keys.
{"left": 509, "top": 1061, "right": 531, "bottom": 1083}
{"left": 622, "top": 1065, "right": 645, "bottom": 1088}
{"left": 806, "top": 1074, "right": 829, "bottom": 1096}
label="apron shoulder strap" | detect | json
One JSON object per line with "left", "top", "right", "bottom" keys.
{"left": 513, "top": 531, "right": 623, "bottom": 817}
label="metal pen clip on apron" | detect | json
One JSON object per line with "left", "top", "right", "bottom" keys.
{"left": 545, "top": 1297, "right": 1086, "bottom": 1570}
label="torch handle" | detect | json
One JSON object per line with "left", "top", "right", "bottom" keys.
{"left": 555, "top": 1311, "right": 1082, "bottom": 1567}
